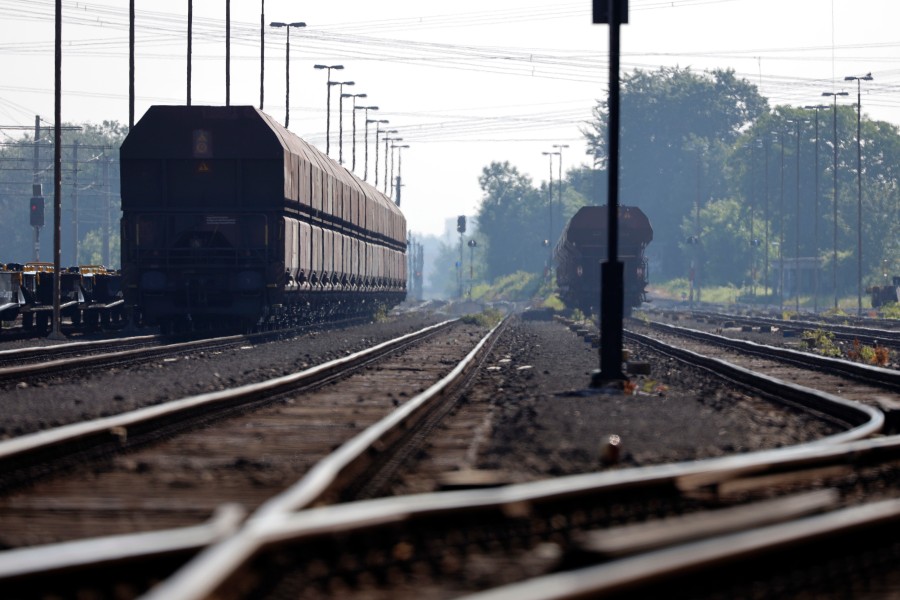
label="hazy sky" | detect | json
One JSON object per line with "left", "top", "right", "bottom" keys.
{"left": 1, "top": 0, "right": 897, "bottom": 238}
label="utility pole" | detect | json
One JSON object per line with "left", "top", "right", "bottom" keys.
{"left": 103, "top": 156, "right": 110, "bottom": 267}
{"left": 593, "top": 0, "right": 628, "bottom": 385}
{"left": 187, "top": 0, "right": 192, "bottom": 106}
{"left": 72, "top": 140, "right": 79, "bottom": 265}
{"left": 32, "top": 115, "right": 42, "bottom": 261}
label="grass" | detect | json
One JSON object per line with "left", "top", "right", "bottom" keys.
{"left": 460, "top": 307, "right": 504, "bottom": 327}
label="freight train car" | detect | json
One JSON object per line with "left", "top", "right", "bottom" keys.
{"left": 554, "top": 205, "right": 653, "bottom": 316}
{"left": 120, "top": 105, "right": 406, "bottom": 332}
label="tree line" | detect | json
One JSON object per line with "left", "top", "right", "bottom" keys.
{"left": 444, "top": 66, "right": 900, "bottom": 305}
{"left": 0, "top": 121, "right": 126, "bottom": 268}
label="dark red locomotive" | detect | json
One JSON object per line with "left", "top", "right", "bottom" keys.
{"left": 120, "top": 106, "right": 406, "bottom": 332}
{"left": 554, "top": 205, "right": 653, "bottom": 316}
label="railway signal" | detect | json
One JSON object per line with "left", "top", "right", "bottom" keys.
{"left": 30, "top": 196, "right": 44, "bottom": 228}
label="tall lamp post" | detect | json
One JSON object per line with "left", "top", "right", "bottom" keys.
{"left": 552, "top": 143, "right": 569, "bottom": 253}
{"left": 313, "top": 64, "right": 344, "bottom": 155}
{"left": 541, "top": 150, "right": 560, "bottom": 276}
{"left": 822, "top": 90, "right": 849, "bottom": 310}
{"left": 269, "top": 21, "right": 305, "bottom": 129}
{"left": 332, "top": 81, "right": 355, "bottom": 164}
{"left": 775, "top": 129, "right": 786, "bottom": 311}
{"left": 366, "top": 118, "right": 388, "bottom": 182}
{"left": 787, "top": 119, "right": 806, "bottom": 312}
{"left": 349, "top": 98, "right": 372, "bottom": 172}
{"left": 392, "top": 144, "right": 409, "bottom": 205}
{"left": 374, "top": 126, "right": 396, "bottom": 188}
{"left": 844, "top": 73, "right": 873, "bottom": 316}
{"left": 805, "top": 103, "right": 830, "bottom": 313}
{"left": 383, "top": 135, "right": 402, "bottom": 194}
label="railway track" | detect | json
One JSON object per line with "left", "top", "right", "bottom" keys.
{"left": 2, "top": 314, "right": 879, "bottom": 599}
{"left": 129, "top": 318, "right": 897, "bottom": 600}
{"left": 671, "top": 307, "right": 900, "bottom": 351}
{"left": 631, "top": 318, "right": 900, "bottom": 418}
{"left": 0, "top": 316, "right": 505, "bottom": 597}
{"left": 3, "top": 313, "right": 897, "bottom": 599}
{"left": 0, "top": 316, "right": 374, "bottom": 385}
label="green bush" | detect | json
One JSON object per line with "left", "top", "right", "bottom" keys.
{"left": 461, "top": 308, "right": 504, "bottom": 327}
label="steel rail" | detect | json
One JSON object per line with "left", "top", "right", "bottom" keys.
{"left": 0, "top": 504, "right": 245, "bottom": 584}
{"left": 140, "top": 316, "right": 507, "bottom": 600}
{"left": 628, "top": 325, "right": 884, "bottom": 438}
{"left": 685, "top": 308, "right": 900, "bottom": 347}
{"left": 456, "top": 497, "right": 900, "bottom": 600}
{"left": 0, "top": 319, "right": 457, "bottom": 490}
{"left": 137, "top": 320, "right": 883, "bottom": 600}
{"left": 0, "top": 333, "right": 248, "bottom": 382}
{"left": 0, "top": 333, "right": 159, "bottom": 364}
{"left": 146, "top": 434, "right": 900, "bottom": 600}
{"left": 0, "top": 317, "right": 885, "bottom": 597}
{"left": 644, "top": 319, "right": 900, "bottom": 394}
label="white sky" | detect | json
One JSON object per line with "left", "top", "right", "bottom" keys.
{"left": 1, "top": 0, "right": 898, "bottom": 238}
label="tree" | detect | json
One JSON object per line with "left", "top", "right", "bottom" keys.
{"left": 0, "top": 120, "right": 126, "bottom": 266}
{"left": 476, "top": 162, "right": 547, "bottom": 280}
{"left": 584, "top": 67, "right": 769, "bottom": 280}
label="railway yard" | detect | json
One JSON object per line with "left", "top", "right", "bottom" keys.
{"left": 0, "top": 302, "right": 899, "bottom": 599}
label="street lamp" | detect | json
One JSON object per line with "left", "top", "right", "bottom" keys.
{"left": 787, "top": 118, "right": 807, "bottom": 312}
{"left": 383, "top": 135, "right": 402, "bottom": 194}
{"left": 348, "top": 97, "right": 371, "bottom": 172}
{"left": 332, "top": 81, "right": 355, "bottom": 164}
{"left": 542, "top": 150, "right": 561, "bottom": 276}
{"left": 391, "top": 144, "right": 409, "bottom": 205}
{"left": 822, "top": 89, "right": 849, "bottom": 310}
{"left": 805, "top": 103, "right": 830, "bottom": 313}
{"left": 366, "top": 118, "right": 387, "bottom": 182}
{"left": 313, "top": 64, "right": 344, "bottom": 155}
{"left": 552, "top": 143, "right": 569, "bottom": 253}
{"left": 770, "top": 130, "right": 786, "bottom": 310}
{"left": 269, "top": 21, "right": 306, "bottom": 129}
{"left": 844, "top": 73, "right": 873, "bottom": 315}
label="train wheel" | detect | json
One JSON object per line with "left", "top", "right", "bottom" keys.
{"left": 22, "top": 313, "right": 34, "bottom": 330}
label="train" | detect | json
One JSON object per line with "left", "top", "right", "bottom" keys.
{"left": 120, "top": 105, "right": 406, "bottom": 332}
{"left": 0, "top": 263, "right": 123, "bottom": 331}
{"left": 554, "top": 205, "right": 653, "bottom": 316}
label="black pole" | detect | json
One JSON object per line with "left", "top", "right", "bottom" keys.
{"left": 129, "top": 0, "right": 134, "bottom": 128}
{"left": 364, "top": 117, "right": 370, "bottom": 180}
{"left": 284, "top": 27, "right": 290, "bottom": 127}
{"left": 339, "top": 89, "right": 345, "bottom": 164}
{"left": 226, "top": 0, "right": 230, "bottom": 106}
{"left": 32, "top": 116, "right": 41, "bottom": 262}
{"left": 260, "top": 1, "right": 264, "bottom": 110}
{"left": 779, "top": 130, "right": 785, "bottom": 311}
{"left": 596, "top": 0, "right": 625, "bottom": 383}
{"left": 352, "top": 100, "right": 358, "bottom": 171}
{"left": 72, "top": 139, "right": 79, "bottom": 265}
{"left": 764, "top": 138, "right": 769, "bottom": 296}
{"left": 813, "top": 108, "right": 821, "bottom": 313}
{"left": 374, "top": 124, "right": 380, "bottom": 186}
{"left": 187, "top": 0, "right": 192, "bottom": 106}
{"left": 326, "top": 76, "right": 333, "bottom": 155}
{"left": 795, "top": 120, "right": 801, "bottom": 312}
{"left": 855, "top": 80, "right": 861, "bottom": 315}
{"left": 50, "top": 0, "right": 64, "bottom": 340}
{"left": 831, "top": 96, "right": 840, "bottom": 310}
